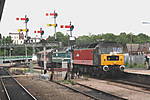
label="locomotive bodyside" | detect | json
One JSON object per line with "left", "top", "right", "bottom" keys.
{"left": 73, "top": 49, "right": 96, "bottom": 65}
{"left": 73, "top": 49, "right": 125, "bottom": 71}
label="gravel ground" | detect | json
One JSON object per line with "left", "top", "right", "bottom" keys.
{"left": 74, "top": 78, "right": 150, "bottom": 100}
{"left": 16, "top": 76, "right": 93, "bottom": 100}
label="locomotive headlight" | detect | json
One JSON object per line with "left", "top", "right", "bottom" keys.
{"left": 104, "top": 56, "right": 107, "bottom": 61}
{"left": 103, "top": 65, "right": 109, "bottom": 71}
{"left": 120, "top": 65, "right": 125, "bottom": 71}
{"left": 120, "top": 56, "right": 123, "bottom": 61}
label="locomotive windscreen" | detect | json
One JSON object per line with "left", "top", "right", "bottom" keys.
{"left": 107, "top": 56, "right": 119, "bottom": 61}
{"left": 100, "top": 47, "right": 123, "bottom": 54}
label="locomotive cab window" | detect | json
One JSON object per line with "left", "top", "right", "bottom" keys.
{"left": 107, "top": 56, "right": 119, "bottom": 61}
{"left": 100, "top": 47, "right": 123, "bottom": 54}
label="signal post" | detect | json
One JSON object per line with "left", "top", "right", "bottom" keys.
{"left": 34, "top": 28, "right": 47, "bottom": 74}
{"left": 60, "top": 21, "right": 75, "bottom": 80}
{"left": 46, "top": 11, "right": 58, "bottom": 40}
{"left": 16, "top": 15, "right": 29, "bottom": 63}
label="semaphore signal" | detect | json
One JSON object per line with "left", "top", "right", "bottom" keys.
{"left": 45, "top": 10, "right": 58, "bottom": 40}
{"left": 16, "top": 15, "right": 29, "bottom": 41}
{"left": 60, "top": 21, "right": 74, "bottom": 36}
{"left": 18, "top": 29, "right": 29, "bottom": 32}
{"left": 34, "top": 28, "right": 44, "bottom": 39}
{"left": 47, "top": 24, "right": 57, "bottom": 27}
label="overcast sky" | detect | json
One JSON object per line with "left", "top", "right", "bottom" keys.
{"left": 1, "top": 0, "right": 150, "bottom": 38}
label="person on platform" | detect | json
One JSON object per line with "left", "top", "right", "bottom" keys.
{"left": 145, "top": 55, "right": 150, "bottom": 70}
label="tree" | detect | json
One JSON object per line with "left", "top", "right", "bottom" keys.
{"left": 76, "top": 35, "right": 94, "bottom": 47}
{"left": 134, "top": 33, "right": 150, "bottom": 43}
{"left": 101, "top": 33, "right": 116, "bottom": 42}
{"left": 116, "top": 32, "right": 130, "bottom": 44}
{"left": 46, "top": 32, "right": 69, "bottom": 46}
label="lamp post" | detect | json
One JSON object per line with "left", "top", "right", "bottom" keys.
{"left": 130, "top": 33, "right": 133, "bottom": 66}
{"left": 9, "top": 47, "right": 13, "bottom": 65}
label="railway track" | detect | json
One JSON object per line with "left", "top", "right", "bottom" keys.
{"left": 86, "top": 71, "right": 150, "bottom": 91}
{"left": 52, "top": 80, "right": 127, "bottom": 100}
{"left": 107, "top": 78, "right": 150, "bottom": 91}
{"left": 73, "top": 78, "right": 150, "bottom": 100}
{"left": 103, "top": 72, "right": 150, "bottom": 92}
{"left": 0, "top": 68, "right": 37, "bottom": 100}
{"left": 122, "top": 72, "right": 150, "bottom": 85}
{"left": 0, "top": 78, "right": 8, "bottom": 100}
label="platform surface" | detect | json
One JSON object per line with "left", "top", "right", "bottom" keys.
{"left": 124, "top": 68, "right": 150, "bottom": 75}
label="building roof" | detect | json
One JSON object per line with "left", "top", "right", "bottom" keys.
{"left": 9, "top": 33, "right": 20, "bottom": 35}
{"left": 37, "top": 49, "right": 54, "bottom": 54}
{"left": 30, "top": 37, "right": 41, "bottom": 40}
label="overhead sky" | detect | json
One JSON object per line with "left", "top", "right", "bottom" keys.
{"left": 1, "top": 0, "right": 150, "bottom": 38}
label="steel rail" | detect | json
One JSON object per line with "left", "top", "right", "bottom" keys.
{"left": 1, "top": 69, "right": 37, "bottom": 100}
{"left": 0, "top": 78, "right": 10, "bottom": 100}
{"left": 51, "top": 80, "right": 127, "bottom": 100}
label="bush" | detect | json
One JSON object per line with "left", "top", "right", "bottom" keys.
{"left": 59, "top": 80, "right": 76, "bottom": 85}
{"left": 127, "top": 63, "right": 145, "bottom": 68}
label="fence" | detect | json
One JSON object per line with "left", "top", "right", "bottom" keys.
{"left": 125, "top": 54, "right": 145, "bottom": 65}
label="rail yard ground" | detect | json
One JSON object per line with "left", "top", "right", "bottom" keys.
{"left": 73, "top": 78, "right": 150, "bottom": 100}
{"left": 14, "top": 69, "right": 150, "bottom": 100}
{"left": 1, "top": 64, "right": 150, "bottom": 100}
{"left": 16, "top": 76, "right": 93, "bottom": 100}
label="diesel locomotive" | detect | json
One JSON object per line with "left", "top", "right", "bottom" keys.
{"left": 72, "top": 42, "right": 125, "bottom": 76}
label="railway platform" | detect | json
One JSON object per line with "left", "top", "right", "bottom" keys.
{"left": 124, "top": 68, "right": 150, "bottom": 75}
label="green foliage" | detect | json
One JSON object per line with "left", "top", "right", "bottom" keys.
{"left": 12, "top": 47, "right": 25, "bottom": 56}
{"left": 46, "top": 32, "right": 69, "bottom": 46}
{"left": 101, "top": 33, "right": 116, "bottom": 42}
{"left": 76, "top": 35, "right": 93, "bottom": 46}
{"left": 11, "top": 47, "right": 33, "bottom": 56}
{"left": 127, "top": 63, "right": 145, "bottom": 68}
{"left": 0, "top": 50, "right": 4, "bottom": 56}
{"left": 45, "top": 32, "right": 150, "bottom": 48}
{"left": 59, "top": 80, "right": 76, "bottom": 85}
{"left": 76, "top": 32, "right": 150, "bottom": 47}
